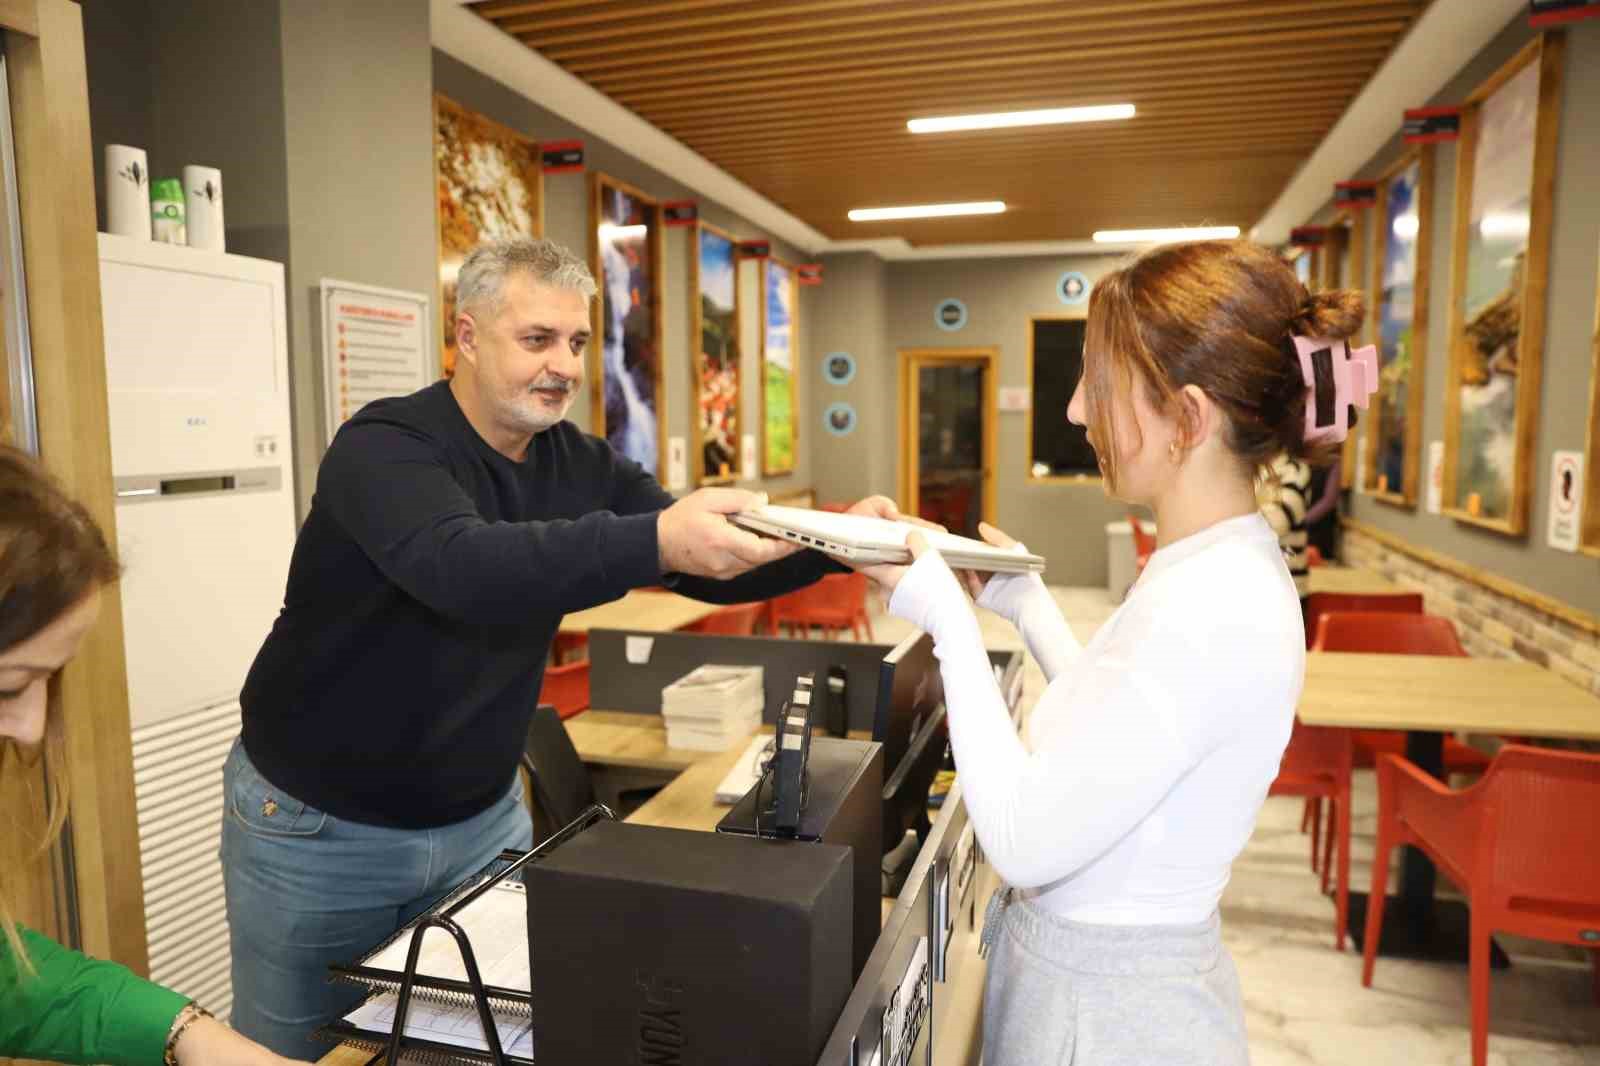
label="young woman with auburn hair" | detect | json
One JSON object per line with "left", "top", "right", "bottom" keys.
{"left": 0, "top": 446, "right": 308, "bottom": 1066}
{"left": 853, "top": 241, "right": 1366, "bottom": 1064}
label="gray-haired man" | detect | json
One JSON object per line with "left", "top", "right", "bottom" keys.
{"left": 222, "top": 238, "right": 905, "bottom": 1054}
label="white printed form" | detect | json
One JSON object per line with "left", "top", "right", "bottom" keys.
{"left": 344, "top": 993, "right": 534, "bottom": 1058}
{"left": 365, "top": 881, "right": 531, "bottom": 992}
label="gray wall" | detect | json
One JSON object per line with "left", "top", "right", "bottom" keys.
{"left": 809, "top": 253, "right": 1135, "bottom": 587}
{"left": 279, "top": 1, "right": 435, "bottom": 516}
{"left": 82, "top": 0, "right": 426, "bottom": 518}
{"left": 1315, "top": 15, "right": 1600, "bottom": 614}
{"left": 807, "top": 252, "right": 889, "bottom": 506}
{"left": 433, "top": 51, "right": 818, "bottom": 500}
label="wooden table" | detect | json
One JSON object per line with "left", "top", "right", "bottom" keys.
{"left": 564, "top": 709, "right": 712, "bottom": 773}
{"left": 1300, "top": 651, "right": 1600, "bottom": 964}
{"left": 1305, "top": 565, "right": 1398, "bottom": 597}
{"left": 557, "top": 588, "right": 721, "bottom": 635}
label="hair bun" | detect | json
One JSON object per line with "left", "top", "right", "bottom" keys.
{"left": 1291, "top": 287, "right": 1364, "bottom": 342}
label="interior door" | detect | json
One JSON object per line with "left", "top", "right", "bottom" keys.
{"left": 899, "top": 349, "right": 997, "bottom": 538}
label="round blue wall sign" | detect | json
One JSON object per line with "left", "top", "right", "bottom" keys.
{"left": 823, "top": 402, "right": 857, "bottom": 436}
{"left": 1058, "top": 271, "right": 1090, "bottom": 306}
{"left": 934, "top": 298, "right": 968, "bottom": 331}
{"left": 822, "top": 351, "right": 857, "bottom": 385}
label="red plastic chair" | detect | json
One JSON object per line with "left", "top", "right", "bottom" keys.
{"left": 1302, "top": 591, "right": 1424, "bottom": 652}
{"left": 1127, "top": 512, "right": 1155, "bottom": 576}
{"left": 1302, "top": 610, "right": 1492, "bottom": 876}
{"left": 538, "top": 660, "right": 590, "bottom": 720}
{"left": 684, "top": 602, "right": 766, "bottom": 636}
{"left": 769, "top": 572, "right": 873, "bottom": 641}
{"left": 1268, "top": 720, "right": 1355, "bottom": 949}
{"left": 1362, "top": 746, "right": 1600, "bottom": 1066}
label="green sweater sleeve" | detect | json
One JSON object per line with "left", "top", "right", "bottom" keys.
{"left": 0, "top": 924, "right": 188, "bottom": 1066}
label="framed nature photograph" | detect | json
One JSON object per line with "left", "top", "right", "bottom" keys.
{"left": 1366, "top": 147, "right": 1434, "bottom": 507}
{"left": 1441, "top": 32, "right": 1565, "bottom": 535}
{"left": 433, "top": 93, "right": 543, "bottom": 378}
{"left": 590, "top": 173, "right": 666, "bottom": 477}
{"left": 692, "top": 222, "right": 742, "bottom": 484}
{"left": 761, "top": 258, "right": 798, "bottom": 477}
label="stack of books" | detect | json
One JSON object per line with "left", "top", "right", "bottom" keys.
{"left": 661, "top": 665, "right": 765, "bottom": 751}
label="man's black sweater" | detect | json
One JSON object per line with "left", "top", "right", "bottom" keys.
{"left": 240, "top": 381, "right": 834, "bottom": 828}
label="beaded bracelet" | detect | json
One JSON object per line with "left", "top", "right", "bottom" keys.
{"left": 163, "top": 1002, "right": 214, "bottom": 1066}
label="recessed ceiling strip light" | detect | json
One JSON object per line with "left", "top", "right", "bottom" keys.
{"left": 908, "top": 104, "right": 1135, "bottom": 134}
{"left": 848, "top": 201, "right": 1006, "bottom": 222}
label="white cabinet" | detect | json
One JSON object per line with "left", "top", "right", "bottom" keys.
{"left": 99, "top": 233, "right": 296, "bottom": 1020}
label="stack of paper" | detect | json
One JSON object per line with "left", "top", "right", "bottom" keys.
{"left": 661, "top": 665, "right": 764, "bottom": 751}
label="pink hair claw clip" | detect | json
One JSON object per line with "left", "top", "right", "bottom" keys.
{"left": 1291, "top": 335, "right": 1379, "bottom": 445}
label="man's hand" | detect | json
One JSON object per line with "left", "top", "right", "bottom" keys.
{"left": 657, "top": 488, "right": 800, "bottom": 579}
{"left": 843, "top": 494, "right": 945, "bottom": 533}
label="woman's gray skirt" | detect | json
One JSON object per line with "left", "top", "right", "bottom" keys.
{"left": 980, "top": 889, "right": 1250, "bottom": 1065}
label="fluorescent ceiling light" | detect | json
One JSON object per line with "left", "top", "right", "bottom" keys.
{"left": 848, "top": 201, "right": 1006, "bottom": 222}
{"left": 1092, "top": 226, "right": 1241, "bottom": 244}
{"left": 908, "top": 104, "right": 1135, "bottom": 134}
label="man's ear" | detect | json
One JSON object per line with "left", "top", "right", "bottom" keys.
{"left": 455, "top": 312, "right": 479, "bottom": 370}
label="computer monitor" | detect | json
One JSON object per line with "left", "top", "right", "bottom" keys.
{"left": 873, "top": 631, "right": 943, "bottom": 776}
{"left": 874, "top": 632, "right": 948, "bottom": 895}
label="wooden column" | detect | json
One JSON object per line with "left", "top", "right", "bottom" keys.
{"left": 3, "top": 0, "right": 149, "bottom": 974}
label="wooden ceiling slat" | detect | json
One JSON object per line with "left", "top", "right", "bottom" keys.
{"left": 586, "top": 20, "right": 1410, "bottom": 97}
{"left": 470, "top": 0, "right": 1425, "bottom": 243}
{"left": 594, "top": 27, "right": 1405, "bottom": 104}
{"left": 712, "top": 121, "right": 1326, "bottom": 158}
{"left": 671, "top": 87, "right": 1366, "bottom": 147}
{"left": 707, "top": 122, "right": 1330, "bottom": 169}
{"left": 663, "top": 91, "right": 1365, "bottom": 148}
{"left": 545, "top": 0, "right": 1417, "bottom": 71}
{"left": 497, "top": 0, "right": 1419, "bottom": 51}
{"left": 474, "top": 0, "right": 758, "bottom": 29}
{"left": 552, "top": 1, "right": 1420, "bottom": 80}
{"left": 640, "top": 49, "right": 1386, "bottom": 126}
{"left": 713, "top": 125, "right": 1324, "bottom": 163}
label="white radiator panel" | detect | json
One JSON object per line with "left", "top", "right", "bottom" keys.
{"left": 132, "top": 700, "right": 241, "bottom": 1023}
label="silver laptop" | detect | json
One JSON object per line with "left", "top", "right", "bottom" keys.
{"left": 732, "top": 505, "right": 1046, "bottom": 574}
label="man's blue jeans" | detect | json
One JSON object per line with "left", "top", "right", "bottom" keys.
{"left": 219, "top": 738, "right": 533, "bottom": 1056}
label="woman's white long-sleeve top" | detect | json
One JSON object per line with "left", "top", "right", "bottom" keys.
{"left": 888, "top": 513, "right": 1303, "bottom": 925}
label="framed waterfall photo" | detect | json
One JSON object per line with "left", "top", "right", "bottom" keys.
{"left": 1366, "top": 146, "right": 1435, "bottom": 508}
{"left": 692, "top": 222, "right": 742, "bottom": 485}
{"left": 762, "top": 258, "right": 798, "bottom": 477}
{"left": 1441, "top": 32, "right": 1565, "bottom": 535}
{"left": 590, "top": 172, "right": 666, "bottom": 478}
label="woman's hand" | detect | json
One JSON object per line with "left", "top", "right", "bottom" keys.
{"left": 953, "top": 522, "right": 1020, "bottom": 600}
{"left": 175, "top": 1017, "right": 314, "bottom": 1066}
{"left": 856, "top": 530, "right": 933, "bottom": 597}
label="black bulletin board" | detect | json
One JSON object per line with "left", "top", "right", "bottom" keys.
{"left": 1029, "top": 318, "right": 1098, "bottom": 477}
